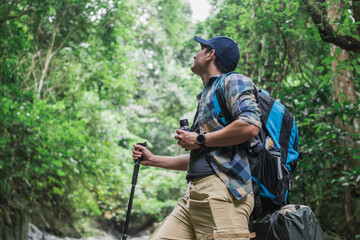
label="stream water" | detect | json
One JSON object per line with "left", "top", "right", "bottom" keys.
{"left": 28, "top": 223, "right": 149, "bottom": 240}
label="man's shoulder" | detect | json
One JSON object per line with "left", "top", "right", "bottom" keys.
{"left": 223, "top": 72, "right": 254, "bottom": 88}
{"left": 225, "top": 72, "right": 251, "bottom": 80}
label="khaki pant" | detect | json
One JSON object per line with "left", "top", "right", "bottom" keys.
{"left": 149, "top": 174, "right": 254, "bottom": 240}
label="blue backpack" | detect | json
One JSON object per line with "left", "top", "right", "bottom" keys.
{"left": 213, "top": 72, "right": 300, "bottom": 219}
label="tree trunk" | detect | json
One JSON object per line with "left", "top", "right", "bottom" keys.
{"left": 327, "top": 0, "right": 359, "bottom": 236}
{"left": 328, "top": 0, "right": 360, "bottom": 148}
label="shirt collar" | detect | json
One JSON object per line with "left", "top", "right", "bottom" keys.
{"left": 206, "top": 74, "right": 222, "bottom": 87}
{"left": 197, "top": 74, "right": 223, "bottom": 100}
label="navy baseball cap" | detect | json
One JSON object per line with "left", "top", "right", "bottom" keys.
{"left": 194, "top": 36, "right": 240, "bottom": 72}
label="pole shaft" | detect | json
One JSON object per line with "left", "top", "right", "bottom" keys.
{"left": 122, "top": 142, "right": 146, "bottom": 240}
{"left": 122, "top": 184, "right": 136, "bottom": 240}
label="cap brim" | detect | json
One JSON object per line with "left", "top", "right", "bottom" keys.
{"left": 194, "top": 36, "right": 209, "bottom": 46}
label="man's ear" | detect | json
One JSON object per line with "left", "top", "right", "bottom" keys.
{"left": 206, "top": 49, "right": 216, "bottom": 61}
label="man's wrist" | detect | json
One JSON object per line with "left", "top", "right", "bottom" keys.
{"left": 196, "top": 132, "right": 206, "bottom": 147}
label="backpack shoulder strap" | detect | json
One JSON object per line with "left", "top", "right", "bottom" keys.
{"left": 213, "top": 72, "right": 259, "bottom": 126}
{"left": 213, "top": 72, "right": 235, "bottom": 126}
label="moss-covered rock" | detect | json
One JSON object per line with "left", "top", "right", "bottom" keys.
{"left": 27, "top": 202, "right": 81, "bottom": 238}
{"left": 0, "top": 205, "right": 28, "bottom": 240}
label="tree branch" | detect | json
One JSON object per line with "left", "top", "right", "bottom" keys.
{"left": 37, "top": 6, "right": 71, "bottom": 98}
{"left": 300, "top": 0, "right": 360, "bottom": 53}
{"left": 268, "top": 12, "right": 288, "bottom": 74}
{"left": 37, "top": 27, "right": 57, "bottom": 98}
{"left": 0, "top": 7, "right": 34, "bottom": 24}
{"left": 352, "top": 0, "right": 360, "bottom": 37}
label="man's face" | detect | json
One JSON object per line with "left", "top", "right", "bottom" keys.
{"left": 191, "top": 45, "right": 210, "bottom": 75}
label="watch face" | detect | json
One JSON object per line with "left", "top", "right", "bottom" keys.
{"left": 197, "top": 134, "right": 205, "bottom": 144}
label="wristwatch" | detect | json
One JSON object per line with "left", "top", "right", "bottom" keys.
{"left": 196, "top": 132, "right": 206, "bottom": 147}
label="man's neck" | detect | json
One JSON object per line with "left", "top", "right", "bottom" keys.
{"left": 200, "top": 68, "right": 222, "bottom": 86}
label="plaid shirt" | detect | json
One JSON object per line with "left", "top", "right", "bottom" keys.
{"left": 194, "top": 73, "right": 261, "bottom": 200}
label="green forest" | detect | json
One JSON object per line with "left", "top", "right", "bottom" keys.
{"left": 0, "top": 0, "right": 359, "bottom": 239}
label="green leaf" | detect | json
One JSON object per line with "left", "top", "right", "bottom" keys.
{"left": 305, "top": 164, "right": 313, "bottom": 170}
{"left": 340, "top": 15, "right": 346, "bottom": 24}
{"left": 53, "top": 186, "right": 65, "bottom": 196}
{"left": 56, "top": 169, "right": 66, "bottom": 177}
{"left": 316, "top": 66, "right": 324, "bottom": 72}
{"left": 52, "top": 160, "right": 63, "bottom": 167}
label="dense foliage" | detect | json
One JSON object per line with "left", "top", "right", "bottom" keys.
{"left": 0, "top": 0, "right": 195, "bottom": 228}
{"left": 0, "top": 0, "right": 359, "bottom": 239}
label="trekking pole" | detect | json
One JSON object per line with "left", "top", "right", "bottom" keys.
{"left": 122, "top": 142, "right": 147, "bottom": 240}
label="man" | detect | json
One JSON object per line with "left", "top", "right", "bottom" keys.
{"left": 132, "top": 36, "right": 261, "bottom": 239}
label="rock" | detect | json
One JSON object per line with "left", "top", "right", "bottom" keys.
{"left": 27, "top": 202, "right": 81, "bottom": 238}
{"left": 120, "top": 212, "right": 156, "bottom": 235}
{"left": 28, "top": 222, "right": 151, "bottom": 240}
{"left": 0, "top": 202, "right": 155, "bottom": 240}
{"left": 0, "top": 205, "right": 28, "bottom": 240}
{"left": 28, "top": 223, "right": 44, "bottom": 240}
{"left": 28, "top": 223, "right": 89, "bottom": 240}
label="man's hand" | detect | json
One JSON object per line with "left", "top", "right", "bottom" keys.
{"left": 132, "top": 144, "right": 155, "bottom": 166}
{"left": 174, "top": 129, "right": 201, "bottom": 150}
{"left": 133, "top": 143, "right": 190, "bottom": 171}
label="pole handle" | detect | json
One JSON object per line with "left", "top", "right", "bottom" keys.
{"left": 131, "top": 142, "right": 146, "bottom": 185}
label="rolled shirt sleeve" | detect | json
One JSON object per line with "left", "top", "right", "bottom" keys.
{"left": 222, "top": 74, "right": 262, "bottom": 128}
